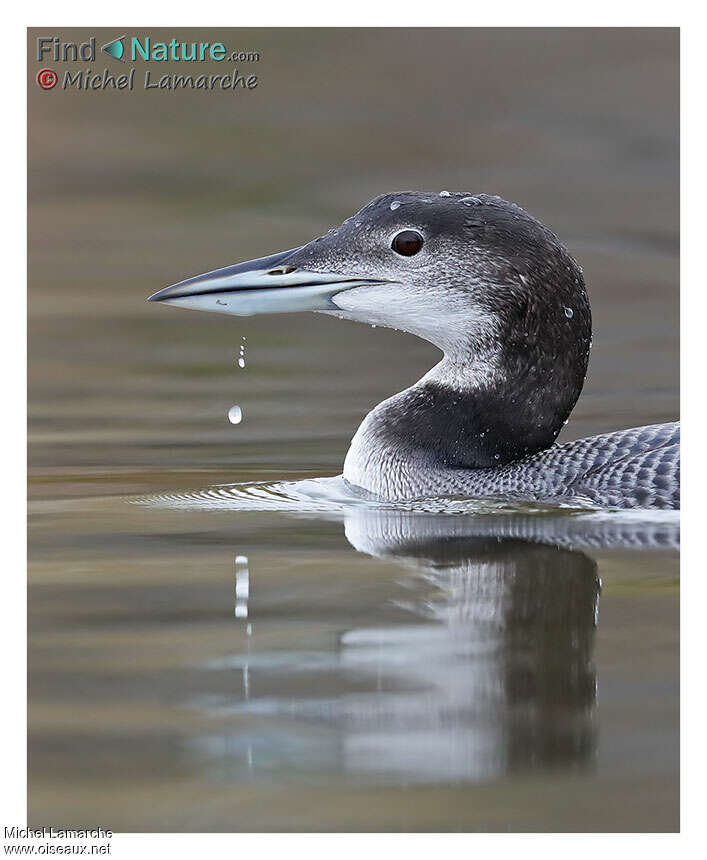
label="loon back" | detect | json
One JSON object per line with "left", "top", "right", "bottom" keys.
{"left": 148, "top": 191, "right": 680, "bottom": 510}
{"left": 348, "top": 421, "right": 680, "bottom": 509}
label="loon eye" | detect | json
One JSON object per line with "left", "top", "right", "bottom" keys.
{"left": 391, "top": 230, "right": 424, "bottom": 257}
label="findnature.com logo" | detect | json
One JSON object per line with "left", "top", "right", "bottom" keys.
{"left": 35, "top": 34, "right": 261, "bottom": 92}
{"left": 37, "top": 35, "right": 260, "bottom": 64}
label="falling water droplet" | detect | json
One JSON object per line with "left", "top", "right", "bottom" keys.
{"left": 564, "top": 306, "right": 574, "bottom": 318}
{"left": 390, "top": 201, "right": 401, "bottom": 210}
{"left": 236, "top": 336, "right": 247, "bottom": 369}
{"left": 439, "top": 190, "right": 451, "bottom": 197}
{"left": 228, "top": 405, "right": 243, "bottom": 425}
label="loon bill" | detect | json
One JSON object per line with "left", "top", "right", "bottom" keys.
{"left": 148, "top": 191, "right": 679, "bottom": 510}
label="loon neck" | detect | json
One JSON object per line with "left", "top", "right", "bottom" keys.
{"left": 344, "top": 352, "right": 580, "bottom": 494}
{"left": 419, "top": 352, "right": 504, "bottom": 392}
{"left": 399, "top": 355, "right": 566, "bottom": 468}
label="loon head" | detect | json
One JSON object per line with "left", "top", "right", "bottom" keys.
{"left": 149, "top": 191, "right": 592, "bottom": 461}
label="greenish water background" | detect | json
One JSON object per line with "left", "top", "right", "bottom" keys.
{"left": 28, "top": 28, "right": 678, "bottom": 831}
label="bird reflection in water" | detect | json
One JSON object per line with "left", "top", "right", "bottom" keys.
{"left": 195, "top": 510, "right": 602, "bottom": 784}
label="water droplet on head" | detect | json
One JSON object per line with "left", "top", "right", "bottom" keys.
{"left": 564, "top": 306, "right": 574, "bottom": 318}
{"left": 439, "top": 190, "right": 451, "bottom": 197}
{"left": 390, "top": 201, "right": 401, "bottom": 211}
{"left": 228, "top": 405, "right": 243, "bottom": 425}
{"left": 460, "top": 196, "right": 481, "bottom": 206}
{"left": 494, "top": 453, "right": 500, "bottom": 460}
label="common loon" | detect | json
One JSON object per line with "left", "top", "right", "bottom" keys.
{"left": 148, "top": 191, "right": 680, "bottom": 510}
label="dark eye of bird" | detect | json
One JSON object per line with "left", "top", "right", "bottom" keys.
{"left": 391, "top": 230, "right": 424, "bottom": 256}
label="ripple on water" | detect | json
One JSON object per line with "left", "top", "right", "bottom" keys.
{"left": 137, "top": 476, "right": 550, "bottom": 515}
{"left": 135, "top": 476, "right": 679, "bottom": 550}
